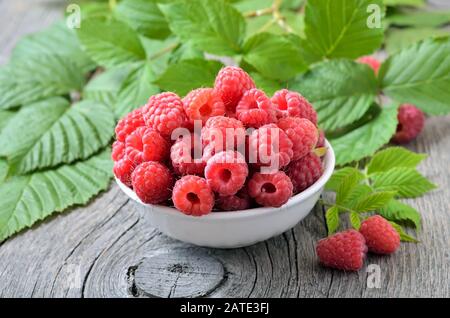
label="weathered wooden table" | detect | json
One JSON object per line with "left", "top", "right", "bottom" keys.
{"left": 0, "top": 0, "right": 449, "bottom": 298}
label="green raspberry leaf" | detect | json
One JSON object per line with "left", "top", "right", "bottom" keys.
{"left": 380, "top": 37, "right": 450, "bottom": 115}
{"left": 12, "top": 21, "right": 95, "bottom": 73}
{"left": 303, "top": 0, "right": 385, "bottom": 62}
{"left": 77, "top": 17, "right": 146, "bottom": 68}
{"left": 326, "top": 167, "right": 365, "bottom": 191}
{"left": 0, "top": 111, "right": 15, "bottom": 133}
{"left": 370, "top": 167, "right": 437, "bottom": 198}
{"left": 250, "top": 72, "right": 283, "bottom": 96}
{"left": 386, "top": 10, "right": 450, "bottom": 28}
{"left": 0, "top": 55, "right": 84, "bottom": 110}
{"left": 325, "top": 206, "right": 340, "bottom": 235}
{"left": 349, "top": 212, "right": 361, "bottom": 230}
{"left": 291, "top": 59, "right": 378, "bottom": 131}
{"left": 330, "top": 104, "right": 398, "bottom": 166}
{"left": 243, "top": 32, "right": 307, "bottom": 81}
{"left": 367, "top": 147, "right": 426, "bottom": 175}
{"left": 380, "top": 199, "right": 421, "bottom": 230}
{"left": 389, "top": 222, "right": 419, "bottom": 243}
{"left": 0, "top": 150, "right": 112, "bottom": 242}
{"left": 155, "top": 59, "right": 223, "bottom": 96}
{"left": 0, "top": 160, "right": 8, "bottom": 184}
{"left": 0, "top": 98, "right": 115, "bottom": 174}
{"left": 160, "top": 0, "right": 246, "bottom": 55}
{"left": 385, "top": 28, "right": 450, "bottom": 54}
{"left": 115, "top": 0, "right": 171, "bottom": 39}
{"left": 383, "top": 0, "right": 425, "bottom": 7}
{"left": 351, "top": 191, "right": 397, "bottom": 213}
{"left": 335, "top": 169, "right": 366, "bottom": 205}
{"left": 115, "top": 62, "right": 160, "bottom": 119}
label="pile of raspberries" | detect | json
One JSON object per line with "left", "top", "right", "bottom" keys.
{"left": 112, "top": 66, "right": 325, "bottom": 216}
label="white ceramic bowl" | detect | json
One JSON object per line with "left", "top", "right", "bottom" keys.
{"left": 117, "top": 141, "right": 335, "bottom": 248}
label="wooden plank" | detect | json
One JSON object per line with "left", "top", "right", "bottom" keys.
{"left": 0, "top": 0, "right": 449, "bottom": 298}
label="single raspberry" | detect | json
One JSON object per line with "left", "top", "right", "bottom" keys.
{"left": 113, "top": 156, "right": 136, "bottom": 187}
{"left": 236, "top": 88, "right": 276, "bottom": 128}
{"left": 202, "top": 116, "right": 246, "bottom": 151}
{"left": 112, "top": 141, "right": 125, "bottom": 161}
{"left": 316, "top": 230, "right": 367, "bottom": 271}
{"left": 216, "top": 187, "right": 251, "bottom": 211}
{"left": 172, "top": 175, "right": 214, "bottom": 216}
{"left": 287, "top": 153, "right": 323, "bottom": 194}
{"left": 357, "top": 56, "right": 381, "bottom": 75}
{"left": 131, "top": 161, "right": 174, "bottom": 204}
{"left": 214, "top": 66, "right": 256, "bottom": 115}
{"left": 317, "top": 129, "right": 326, "bottom": 148}
{"left": 170, "top": 133, "right": 206, "bottom": 176}
{"left": 248, "top": 171, "right": 293, "bottom": 207}
{"left": 392, "top": 104, "right": 425, "bottom": 144}
{"left": 142, "top": 92, "right": 188, "bottom": 138}
{"left": 115, "top": 107, "right": 146, "bottom": 142}
{"left": 182, "top": 88, "right": 225, "bottom": 126}
{"left": 277, "top": 117, "right": 318, "bottom": 161}
{"left": 359, "top": 215, "right": 400, "bottom": 254}
{"left": 248, "top": 124, "right": 293, "bottom": 170}
{"left": 125, "top": 127, "right": 170, "bottom": 165}
{"left": 271, "top": 89, "right": 318, "bottom": 125}
{"left": 205, "top": 151, "right": 248, "bottom": 196}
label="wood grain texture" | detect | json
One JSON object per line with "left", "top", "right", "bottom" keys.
{"left": 0, "top": 0, "right": 449, "bottom": 298}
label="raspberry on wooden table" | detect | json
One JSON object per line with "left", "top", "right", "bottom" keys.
{"left": 392, "top": 104, "right": 425, "bottom": 144}
{"left": 172, "top": 175, "right": 214, "bottom": 216}
{"left": 236, "top": 88, "right": 276, "bottom": 128}
{"left": 214, "top": 66, "right": 255, "bottom": 115}
{"left": 182, "top": 88, "right": 225, "bottom": 126}
{"left": 248, "top": 171, "right": 293, "bottom": 207}
{"left": 205, "top": 150, "right": 248, "bottom": 196}
{"left": 359, "top": 215, "right": 400, "bottom": 254}
{"left": 115, "top": 107, "right": 146, "bottom": 142}
{"left": 316, "top": 230, "right": 367, "bottom": 271}
{"left": 287, "top": 153, "right": 323, "bottom": 194}
{"left": 271, "top": 89, "right": 318, "bottom": 125}
{"left": 131, "top": 161, "right": 174, "bottom": 204}
{"left": 171, "top": 133, "right": 206, "bottom": 176}
{"left": 125, "top": 127, "right": 170, "bottom": 164}
{"left": 277, "top": 117, "right": 318, "bottom": 161}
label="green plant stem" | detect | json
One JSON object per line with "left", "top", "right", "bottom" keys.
{"left": 149, "top": 43, "right": 179, "bottom": 60}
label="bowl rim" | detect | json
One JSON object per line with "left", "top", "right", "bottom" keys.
{"left": 116, "top": 140, "right": 335, "bottom": 221}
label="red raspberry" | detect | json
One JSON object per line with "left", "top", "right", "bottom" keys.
{"left": 170, "top": 133, "right": 205, "bottom": 176}
{"left": 357, "top": 56, "right": 381, "bottom": 75}
{"left": 359, "top": 215, "right": 400, "bottom": 254}
{"left": 392, "top": 104, "right": 425, "bottom": 144}
{"left": 172, "top": 175, "right": 214, "bottom": 216}
{"left": 202, "top": 116, "right": 246, "bottom": 151}
{"left": 248, "top": 171, "right": 293, "bottom": 207}
{"left": 248, "top": 124, "right": 293, "bottom": 170}
{"left": 317, "top": 129, "right": 326, "bottom": 148}
{"left": 287, "top": 153, "right": 323, "bottom": 194}
{"left": 216, "top": 187, "right": 251, "bottom": 211}
{"left": 271, "top": 89, "right": 318, "bottom": 125}
{"left": 214, "top": 66, "right": 256, "bottom": 115}
{"left": 236, "top": 88, "right": 276, "bottom": 128}
{"left": 115, "top": 107, "right": 145, "bottom": 142}
{"left": 142, "top": 92, "right": 188, "bottom": 138}
{"left": 205, "top": 151, "right": 248, "bottom": 196}
{"left": 113, "top": 156, "right": 136, "bottom": 187}
{"left": 182, "top": 88, "right": 225, "bottom": 126}
{"left": 277, "top": 117, "right": 318, "bottom": 161}
{"left": 125, "top": 127, "right": 170, "bottom": 165}
{"left": 131, "top": 161, "right": 174, "bottom": 204}
{"left": 316, "top": 230, "right": 367, "bottom": 271}
{"left": 112, "top": 141, "right": 125, "bottom": 161}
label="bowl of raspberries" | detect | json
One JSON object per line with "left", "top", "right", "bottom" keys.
{"left": 113, "top": 66, "right": 335, "bottom": 248}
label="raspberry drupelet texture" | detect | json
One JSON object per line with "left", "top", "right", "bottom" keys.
{"left": 115, "top": 107, "right": 146, "bottom": 142}
{"left": 131, "top": 161, "right": 174, "bottom": 204}
{"left": 142, "top": 92, "right": 187, "bottom": 138}
{"left": 205, "top": 151, "right": 248, "bottom": 196}
{"left": 392, "top": 104, "right": 425, "bottom": 144}
{"left": 182, "top": 88, "right": 226, "bottom": 126}
{"left": 277, "top": 117, "right": 318, "bottom": 161}
{"left": 236, "top": 88, "right": 276, "bottom": 128}
{"left": 125, "top": 127, "right": 170, "bottom": 164}
{"left": 287, "top": 153, "right": 323, "bottom": 194}
{"left": 359, "top": 215, "right": 400, "bottom": 254}
{"left": 316, "top": 230, "right": 367, "bottom": 271}
{"left": 248, "top": 171, "right": 293, "bottom": 207}
{"left": 214, "top": 66, "right": 256, "bottom": 115}
{"left": 113, "top": 157, "right": 136, "bottom": 187}
{"left": 357, "top": 56, "right": 381, "bottom": 74}
{"left": 216, "top": 187, "right": 252, "bottom": 211}
{"left": 202, "top": 116, "right": 246, "bottom": 151}
{"left": 170, "top": 133, "right": 206, "bottom": 176}
{"left": 271, "top": 89, "right": 318, "bottom": 125}
{"left": 172, "top": 175, "right": 214, "bottom": 216}
{"left": 112, "top": 141, "right": 125, "bottom": 161}
{"left": 249, "top": 124, "right": 293, "bottom": 169}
